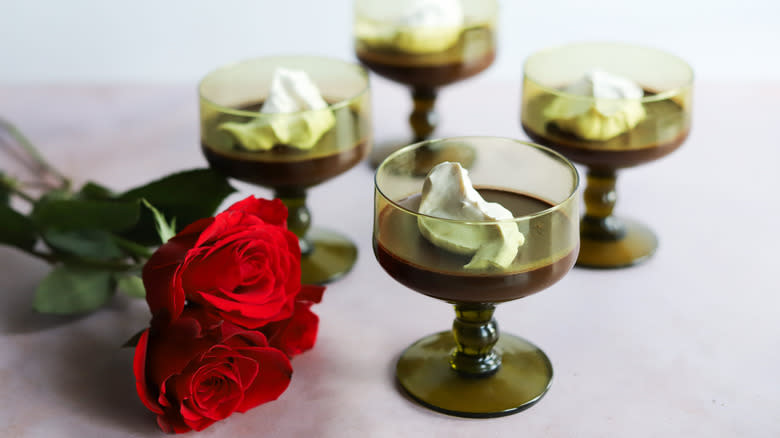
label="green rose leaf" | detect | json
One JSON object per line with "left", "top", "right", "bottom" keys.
{"left": 78, "top": 181, "right": 115, "bottom": 200}
{"left": 0, "top": 204, "right": 38, "bottom": 250}
{"left": 116, "top": 274, "right": 145, "bottom": 298}
{"left": 142, "top": 199, "right": 176, "bottom": 244}
{"left": 33, "top": 266, "right": 115, "bottom": 314}
{"left": 111, "top": 235, "right": 152, "bottom": 259}
{"left": 32, "top": 198, "right": 140, "bottom": 232}
{"left": 42, "top": 229, "right": 124, "bottom": 259}
{"left": 119, "top": 168, "right": 235, "bottom": 244}
{"left": 40, "top": 188, "right": 72, "bottom": 202}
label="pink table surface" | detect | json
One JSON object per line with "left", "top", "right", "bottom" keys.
{"left": 1, "top": 77, "right": 778, "bottom": 437}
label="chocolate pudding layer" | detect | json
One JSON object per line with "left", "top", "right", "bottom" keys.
{"left": 356, "top": 26, "right": 495, "bottom": 88}
{"left": 375, "top": 188, "right": 577, "bottom": 303}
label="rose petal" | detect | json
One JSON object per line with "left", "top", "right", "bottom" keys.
{"left": 234, "top": 347, "right": 292, "bottom": 413}
{"left": 263, "top": 302, "right": 320, "bottom": 357}
{"left": 143, "top": 217, "right": 214, "bottom": 322}
{"left": 179, "top": 400, "right": 217, "bottom": 432}
{"left": 133, "top": 330, "right": 164, "bottom": 415}
{"left": 181, "top": 246, "right": 242, "bottom": 297}
{"left": 156, "top": 414, "right": 193, "bottom": 434}
{"left": 283, "top": 229, "right": 302, "bottom": 260}
{"left": 231, "top": 355, "right": 260, "bottom": 391}
{"left": 196, "top": 290, "right": 293, "bottom": 329}
{"left": 145, "top": 312, "right": 216, "bottom": 387}
{"left": 227, "top": 196, "right": 289, "bottom": 227}
{"left": 297, "top": 284, "right": 325, "bottom": 304}
{"left": 195, "top": 211, "right": 264, "bottom": 248}
{"left": 220, "top": 323, "right": 270, "bottom": 348}
{"left": 189, "top": 363, "right": 243, "bottom": 420}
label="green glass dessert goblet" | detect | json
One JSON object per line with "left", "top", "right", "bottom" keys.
{"left": 374, "top": 137, "right": 579, "bottom": 417}
{"left": 200, "top": 56, "right": 372, "bottom": 284}
{"left": 521, "top": 42, "right": 693, "bottom": 268}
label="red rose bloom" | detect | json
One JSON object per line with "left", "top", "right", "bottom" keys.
{"left": 133, "top": 307, "right": 293, "bottom": 433}
{"left": 143, "top": 196, "right": 302, "bottom": 329}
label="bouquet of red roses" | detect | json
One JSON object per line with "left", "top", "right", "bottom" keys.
{"left": 132, "top": 196, "right": 325, "bottom": 433}
{"left": 2, "top": 120, "right": 325, "bottom": 433}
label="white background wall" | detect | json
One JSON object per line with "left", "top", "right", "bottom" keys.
{"left": 0, "top": 0, "right": 778, "bottom": 83}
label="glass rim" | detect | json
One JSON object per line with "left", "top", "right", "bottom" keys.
{"left": 198, "top": 54, "right": 370, "bottom": 118}
{"left": 522, "top": 41, "right": 694, "bottom": 103}
{"left": 374, "top": 136, "right": 580, "bottom": 225}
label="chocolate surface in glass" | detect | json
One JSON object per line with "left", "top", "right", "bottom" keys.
{"left": 201, "top": 101, "right": 369, "bottom": 188}
{"left": 522, "top": 91, "right": 690, "bottom": 169}
{"left": 374, "top": 188, "right": 577, "bottom": 303}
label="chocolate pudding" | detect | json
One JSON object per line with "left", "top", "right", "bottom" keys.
{"left": 201, "top": 102, "right": 370, "bottom": 188}
{"left": 355, "top": 26, "right": 495, "bottom": 88}
{"left": 521, "top": 91, "right": 690, "bottom": 169}
{"left": 374, "top": 188, "right": 578, "bottom": 303}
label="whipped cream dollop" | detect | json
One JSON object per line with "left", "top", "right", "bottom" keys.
{"left": 417, "top": 162, "right": 525, "bottom": 270}
{"left": 357, "top": 0, "right": 465, "bottom": 54}
{"left": 543, "top": 69, "right": 647, "bottom": 141}
{"left": 219, "top": 68, "right": 335, "bottom": 151}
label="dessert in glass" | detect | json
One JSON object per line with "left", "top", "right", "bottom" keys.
{"left": 354, "top": 0, "right": 498, "bottom": 167}
{"left": 199, "top": 56, "right": 371, "bottom": 284}
{"left": 521, "top": 43, "right": 693, "bottom": 268}
{"left": 374, "top": 137, "right": 579, "bottom": 417}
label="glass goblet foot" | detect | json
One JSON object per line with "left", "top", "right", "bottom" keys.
{"left": 578, "top": 218, "right": 657, "bottom": 269}
{"left": 397, "top": 330, "right": 552, "bottom": 418}
{"left": 299, "top": 228, "right": 358, "bottom": 285}
{"left": 278, "top": 188, "right": 358, "bottom": 285}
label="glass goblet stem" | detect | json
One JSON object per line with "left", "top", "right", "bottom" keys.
{"left": 581, "top": 168, "right": 625, "bottom": 241}
{"left": 409, "top": 87, "right": 438, "bottom": 142}
{"left": 274, "top": 187, "right": 313, "bottom": 255}
{"left": 450, "top": 303, "right": 501, "bottom": 377}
